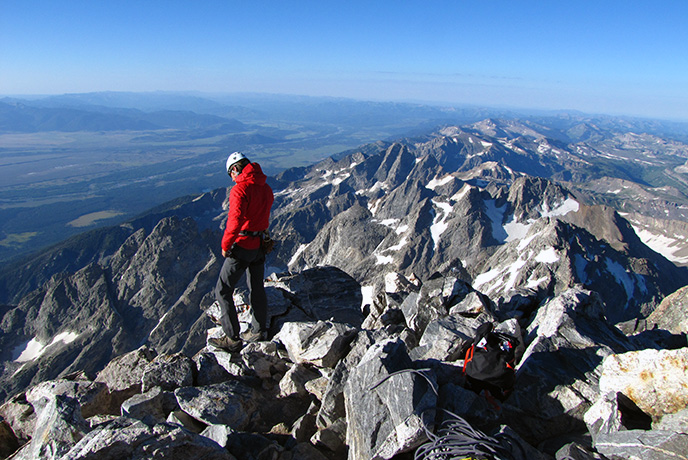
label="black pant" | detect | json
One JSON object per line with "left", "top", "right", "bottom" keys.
{"left": 214, "top": 245, "right": 267, "bottom": 339}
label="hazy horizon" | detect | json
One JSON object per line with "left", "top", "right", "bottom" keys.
{"left": 2, "top": 2, "right": 687, "bottom": 122}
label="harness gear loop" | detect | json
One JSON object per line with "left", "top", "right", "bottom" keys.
{"left": 240, "top": 230, "right": 266, "bottom": 238}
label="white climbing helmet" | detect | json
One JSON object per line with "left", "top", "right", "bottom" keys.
{"left": 226, "top": 151, "right": 247, "bottom": 175}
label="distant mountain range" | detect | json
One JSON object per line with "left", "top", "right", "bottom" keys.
{"left": 5, "top": 91, "right": 688, "bottom": 139}
{"left": 0, "top": 100, "right": 245, "bottom": 132}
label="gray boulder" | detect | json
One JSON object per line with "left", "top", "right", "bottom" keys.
{"left": 311, "top": 417, "right": 348, "bottom": 454}
{"left": 0, "top": 393, "right": 36, "bottom": 442}
{"left": 653, "top": 407, "right": 688, "bottom": 432}
{"left": 555, "top": 442, "right": 609, "bottom": 460}
{"left": 121, "top": 386, "right": 170, "bottom": 422}
{"left": 193, "top": 351, "right": 232, "bottom": 386}
{"left": 279, "top": 363, "right": 322, "bottom": 398}
{"left": 26, "top": 376, "right": 109, "bottom": 419}
{"left": 286, "top": 442, "right": 330, "bottom": 460}
{"left": 276, "top": 320, "right": 357, "bottom": 368}
{"left": 412, "top": 314, "right": 477, "bottom": 361}
{"left": 316, "top": 330, "right": 380, "bottom": 430}
{"left": 594, "top": 430, "right": 688, "bottom": 460}
{"left": 344, "top": 338, "right": 436, "bottom": 460}
{"left": 200, "top": 423, "right": 234, "bottom": 448}
{"left": 174, "top": 381, "right": 258, "bottom": 430}
{"left": 0, "top": 420, "right": 19, "bottom": 459}
{"left": 167, "top": 409, "right": 206, "bottom": 433}
{"left": 400, "top": 274, "right": 466, "bottom": 336}
{"left": 584, "top": 347, "right": 688, "bottom": 460}
{"left": 60, "top": 416, "right": 233, "bottom": 460}
{"left": 437, "top": 382, "right": 499, "bottom": 431}
{"left": 141, "top": 352, "right": 195, "bottom": 392}
{"left": 13, "top": 394, "right": 89, "bottom": 460}
{"left": 269, "top": 266, "right": 365, "bottom": 328}
{"left": 94, "top": 345, "right": 157, "bottom": 412}
{"left": 644, "top": 284, "right": 688, "bottom": 334}
{"left": 238, "top": 340, "right": 288, "bottom": 380}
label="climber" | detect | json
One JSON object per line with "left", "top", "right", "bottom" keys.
{"left": 209, "top": 151, "right": 274, "bottom": 352}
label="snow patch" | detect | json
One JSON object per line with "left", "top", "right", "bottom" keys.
{"left": 361, "top": 285, "right": 375, "bottom": 309}
{"left": 535, "top": 247, "right": 559, "bottom": 264}
{"left": 516, "top": 234, "right": 537, "bottom": 252}
{"left": 13, "top": 331, "right": 79, "bottom": 363}
{"left": 474, "top": 254, "right": 529, "bottom": 294}
{"left": 526, "top": 274, "right": 549, "bottom": 290}
{"left": 426, "top": 175, "right": 455, "bottom": 190}
{"left": 149, "top": 310, "right": 172, "bottom": 338}
{"left": 504, "top": 220, "right": 532, "bottom": 243}
{"left": 377, "top": 218, "right": 400, "bottom": 228}
{"left": 367, "top": 181, "right": 387, "bottom": 194}
{"left": 473, "top": 268, "right": 501, "bottom": 289}
{"left": 331, "top": 173, "right": 350, "bottom": 185}
{"left": 633, "top": 226, "right": 688, "bottom": 264}
{"left": 430, "top": 200, "right": 453, "bottom": 250}
{"left": 485, "top": 200, "right": 507, "bottom": 242}
{"left": 500, "top": 198, "right": 578, "bottom": 244}
{"left": 13, "top": 338, "right": 44, "bottom": 363}
{"left": 386, "top": 236, "right": 408, "bottom": 252}
{"left": 375, "top": 254, "right": 394, "bottom": 265}
{"left": 542, "top": 198, "right": 580, "bottom": 218}
{"left": 385, "top": 273, "right": 403, "bottom": 293}
{"left": 503, "top": 256, "right": 528, "bottom": 291}
{"left": 288, "top": 244, "right": 309, "bottom": 267}
{"left": 368, "top": 198, "right": 383, "bottom": 216}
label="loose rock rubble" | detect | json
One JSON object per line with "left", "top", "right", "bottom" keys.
{"left": 1, "top": 267, "right": 687, "bottom": 459}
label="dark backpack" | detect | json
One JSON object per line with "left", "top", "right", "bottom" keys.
{"left": 463, "top": 322, "right": 518, "bottom": 400}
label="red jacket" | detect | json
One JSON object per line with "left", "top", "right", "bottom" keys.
{"left": 221, "top": 162, "right": 274, "bottom": 252}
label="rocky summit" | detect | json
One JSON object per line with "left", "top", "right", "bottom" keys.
{"left": 2, "top": 118, "right": 688, "bottom": 459}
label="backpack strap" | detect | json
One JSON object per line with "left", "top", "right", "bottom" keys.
{"left": 462, "top": 345, "right": 475, "bottom": 375}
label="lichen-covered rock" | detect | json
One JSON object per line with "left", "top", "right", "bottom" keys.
{"left": 599, "top": 347, "right": 688, "bottom": 420}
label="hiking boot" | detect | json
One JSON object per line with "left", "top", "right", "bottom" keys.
{"left": 240, "top": 329, "right": 266, "bottom": 343}
{"left": 208, "top": 335, "right": 243, "bottom": 352}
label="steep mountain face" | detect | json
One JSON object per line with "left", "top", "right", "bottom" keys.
{"left": 279, "top": 140, "right": 688, "bottom": 325}
{"left": 1, "top": 117, "right": 688, "bottom": 411}
{"left": 0, "top": 215, "right": 221, "bottom": 402}
{"left": 0, "top": 189, "right": 235, "bottom": 402}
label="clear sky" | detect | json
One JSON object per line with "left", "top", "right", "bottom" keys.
{"left": 2, "top": 1, "right": 687, "bottom": 121}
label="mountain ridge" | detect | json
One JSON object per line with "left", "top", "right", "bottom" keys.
{"left": 2, "top": 118, "right": 688, "bottom": 390}
{"left": 3, "top": 117, "right": 688, "bottom": 458}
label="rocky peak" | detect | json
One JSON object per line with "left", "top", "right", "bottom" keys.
{"left": 2, "top": 267, "right": 687, "bottom": 459}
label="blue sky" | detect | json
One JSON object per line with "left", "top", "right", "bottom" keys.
{"left": 2, "top": 1, "right": 687, "bottom": 120}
